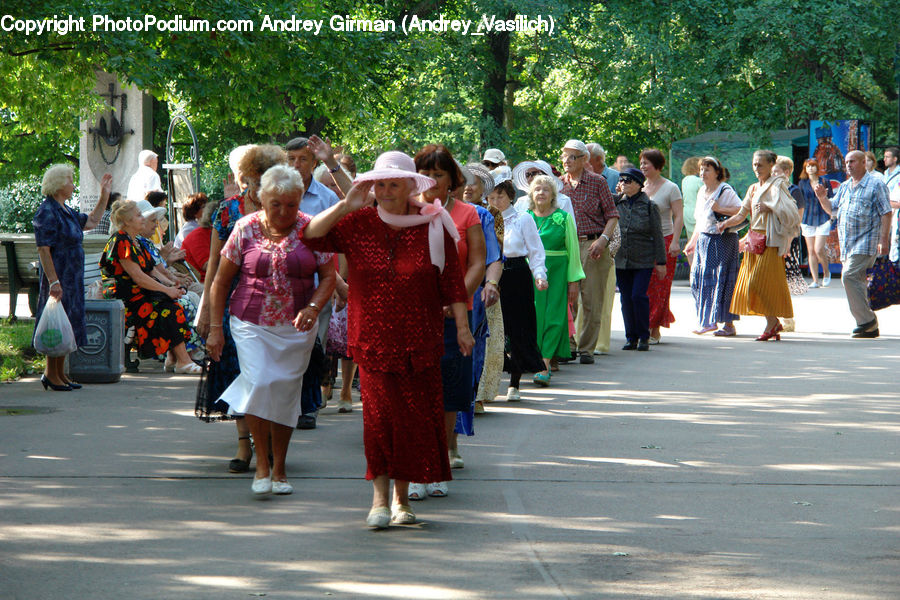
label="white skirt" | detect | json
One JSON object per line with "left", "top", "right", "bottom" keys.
{"left": 222, "top": 316, "right": 317, "bottom": 427}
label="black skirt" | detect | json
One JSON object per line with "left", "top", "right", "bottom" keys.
{"left": 500, "top": 257, "right": 546, "bottom": 374}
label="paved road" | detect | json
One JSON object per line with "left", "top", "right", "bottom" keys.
{"left": 2, "top": 283, "right": 898, "bottom": 599}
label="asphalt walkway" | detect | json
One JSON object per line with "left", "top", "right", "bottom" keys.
{"left": 1, "top": 283, "right": 898, "bottom": 599}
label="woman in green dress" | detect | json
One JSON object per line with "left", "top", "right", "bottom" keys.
{"left": 527, "top": 175, "right": 585, "bottom": 386}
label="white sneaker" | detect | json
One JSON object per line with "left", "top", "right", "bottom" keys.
{"left": 507, "top": 387, "right": 520, "bottom": 401}
{"left": 449, "top": 448, "right": 464, "bottom": 469}
{"left": 822, "top": 273, "right": 831, "bottom": 287}
{"left": 809, "top": 281, "right": 819, "bottom": 289}
{"left": 408, "top": 483, "right": 427, "bottom": 501}
{"left": 426, "top": 481, "right": 448, "bottom": 497}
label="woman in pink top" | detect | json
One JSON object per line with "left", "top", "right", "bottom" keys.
{"left": 207, "top": 165, "right": 336, "bottom": 497}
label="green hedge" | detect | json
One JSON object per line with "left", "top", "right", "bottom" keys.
{"left": 0, "top": 177, "right": 43, "bottom": 233}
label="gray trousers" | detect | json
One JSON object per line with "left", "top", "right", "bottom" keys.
{"left": 842, "top": 254, "right": 877, "bottom": 326}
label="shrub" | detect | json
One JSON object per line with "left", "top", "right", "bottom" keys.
{"left": 0, "top": 177, "right": 43, "bottom": 233}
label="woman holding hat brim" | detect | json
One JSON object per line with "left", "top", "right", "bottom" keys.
{"left": 614, "top": 168, "right": 667, "bottom": 351}
{"left": 302, "top": 151, "right": 472, "bottom": 529}
{"left": 683, "top": 157, "right": 742, "bottom": 336}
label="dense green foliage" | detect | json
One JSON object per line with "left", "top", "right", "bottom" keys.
{"left": 0, "top": 177, "right": 44, "bottom": 232}
{"left": 1, "top": 0, "right": 897, "bottom": 183}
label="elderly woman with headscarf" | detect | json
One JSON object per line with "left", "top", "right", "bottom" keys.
{"left": 717, "top": 150, "right": 800, "bottom": 341}
{"left": 302, "top": 151, "right": 471, "bottom": 529}
{"left": 684, "top": 157, "right": 742, "bottom": 336}
{"left": 33, "top": 165, "right": 112, "bottom": 390}
{"left": 528, "top": 174, "right": 585, "bottom": 385}
{"left": 207, "top": 164, "right": 336, "bottom": 497}
{"left": 487, "top": 171, "right": 548, "bottom": 400}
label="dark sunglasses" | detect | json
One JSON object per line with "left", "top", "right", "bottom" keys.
{"left": 524, "top": 170, "right": 543, "bottom": 179}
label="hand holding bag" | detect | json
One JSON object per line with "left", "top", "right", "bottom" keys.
{"left": 34, "top": 297, "right": 77, "bottom": 357}
{"left": 746, "top": 230, "right": 767, "bottom": 255}
{"left": 867, "top": 256, "right": 900, "bottom": 311}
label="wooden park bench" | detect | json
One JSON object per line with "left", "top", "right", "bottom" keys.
{"left": 1, "top": 233, "right": 109, "bottom": 319}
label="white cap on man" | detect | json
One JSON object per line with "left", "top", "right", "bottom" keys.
{"left": 563, "top": 140, "right": 589, "bottom": 155}
{"left": 482, "top": 148, "right": 506, "bottom": 165}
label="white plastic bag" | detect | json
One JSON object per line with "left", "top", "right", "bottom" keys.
{"left": 34, "top": 297, "right": 77, "bottom": 357}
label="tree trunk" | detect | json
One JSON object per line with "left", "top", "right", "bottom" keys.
{"left": 481, "top": 12, "right": 513, "bottom": 146}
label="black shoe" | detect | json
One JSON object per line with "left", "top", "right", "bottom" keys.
{"left": 40, "top": 375, "right": 71, "bottom": 391}
{"left": 852, "top": 328, "right": 879, "bottom": 338}
{"left": 852, "top": 318, "right": 878, "bottom": 334}
{"left": 622, "top": 340, "right": 637, "bottom": 351}
{"left": 297, "top": 414, "right": 317, "bottom": 430}
{"left": 66, "top": 381, "right": 82, "bottom": 390}
{"left": 578, "top": 353, "right": 594, "bottom": 364}
{"left": 637, "top": 339, "right": 650, "bottom": 351}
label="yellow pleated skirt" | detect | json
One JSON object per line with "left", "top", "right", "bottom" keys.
{"left": 730, "top": 246, "right": 793, "bottom": 318}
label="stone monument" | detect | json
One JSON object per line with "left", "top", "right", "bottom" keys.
{"left": 78, "top": 72, "right": 153, "bottom": 212}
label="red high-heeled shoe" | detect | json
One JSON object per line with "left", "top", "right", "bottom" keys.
{"left": 756, "top": 323, "right": 783, "bottom": 341}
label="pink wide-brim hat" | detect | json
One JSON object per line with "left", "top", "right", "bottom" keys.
{"left": 353, "top": 151, "right": 436, "bottom": 194}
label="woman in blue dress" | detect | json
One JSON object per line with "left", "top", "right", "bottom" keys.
{"left": 33, "top": 165, "right": 113, "bottom": 391}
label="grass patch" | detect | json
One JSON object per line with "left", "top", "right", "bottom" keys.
{"left": 0, "top": 318, "right": 44, "bottom": 381}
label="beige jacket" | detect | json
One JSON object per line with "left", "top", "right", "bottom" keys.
{"left": 745, "top": 176, "right": 801, "bottom": 256}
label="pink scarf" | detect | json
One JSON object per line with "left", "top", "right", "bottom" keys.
{"left": 377, "top": 199, "right": 459, "bottom": 272}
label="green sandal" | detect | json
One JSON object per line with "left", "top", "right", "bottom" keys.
{"left": 533, "top": 372, "right": 551, "bottom": 387}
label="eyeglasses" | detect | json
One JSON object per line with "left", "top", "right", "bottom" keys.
{"left": 561, "top": 154, "right": 585, "bottom": 162}
{"left": 524, "top": 170, "right": 543, "bottom": 179}
{"left": 620, "top": 177, "right": 635, "bottom": 184}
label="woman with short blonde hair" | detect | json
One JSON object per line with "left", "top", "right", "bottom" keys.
{"left": 34, "top": 164, "right": 112, "bottom": 390}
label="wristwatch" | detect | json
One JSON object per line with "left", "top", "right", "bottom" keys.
{"left": 308, "top": 302, "right": 320, "bottom": 311}
{"left": 328, "top": 164, "right": 340, "bottom": 174}
{"left": 486, "top": 279, "right": 499, "bottom": 286}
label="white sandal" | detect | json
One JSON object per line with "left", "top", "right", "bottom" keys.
{"left": 408, "top": 483, "right": 427, "bottom": 501}
{"left": 174, "top": 362, "right": 202, "bottom": 375}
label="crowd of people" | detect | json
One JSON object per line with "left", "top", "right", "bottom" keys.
{"left": 30, "top": 137, "right": 900, "bottom": 528}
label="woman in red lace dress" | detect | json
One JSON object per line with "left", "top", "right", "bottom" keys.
{"left": 303, "top": 151, "right": 472, "bottom": 529}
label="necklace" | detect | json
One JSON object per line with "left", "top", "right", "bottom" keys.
{"left": 261, "top": 216, "right": 290, "bottom": 241}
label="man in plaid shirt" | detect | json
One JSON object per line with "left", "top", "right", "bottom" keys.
{"left": 816, "top": 150, "right": 891, "bottom": 338}
{"left": 560, "top": 139, "right": 619, "bottom": 362}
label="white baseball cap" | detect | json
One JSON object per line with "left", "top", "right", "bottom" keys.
{"left": 482, "top": 148, "right": 506, "bottom": 164}
{"left": 562, "top": 140, "right": 589, "bottom": 155}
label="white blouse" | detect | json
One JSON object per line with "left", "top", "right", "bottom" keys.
{"left": 694, "top": 183, "right": 742, "bottom": 234}
{"left": 500, "top": 206, "right": 547, "bottom": 281}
